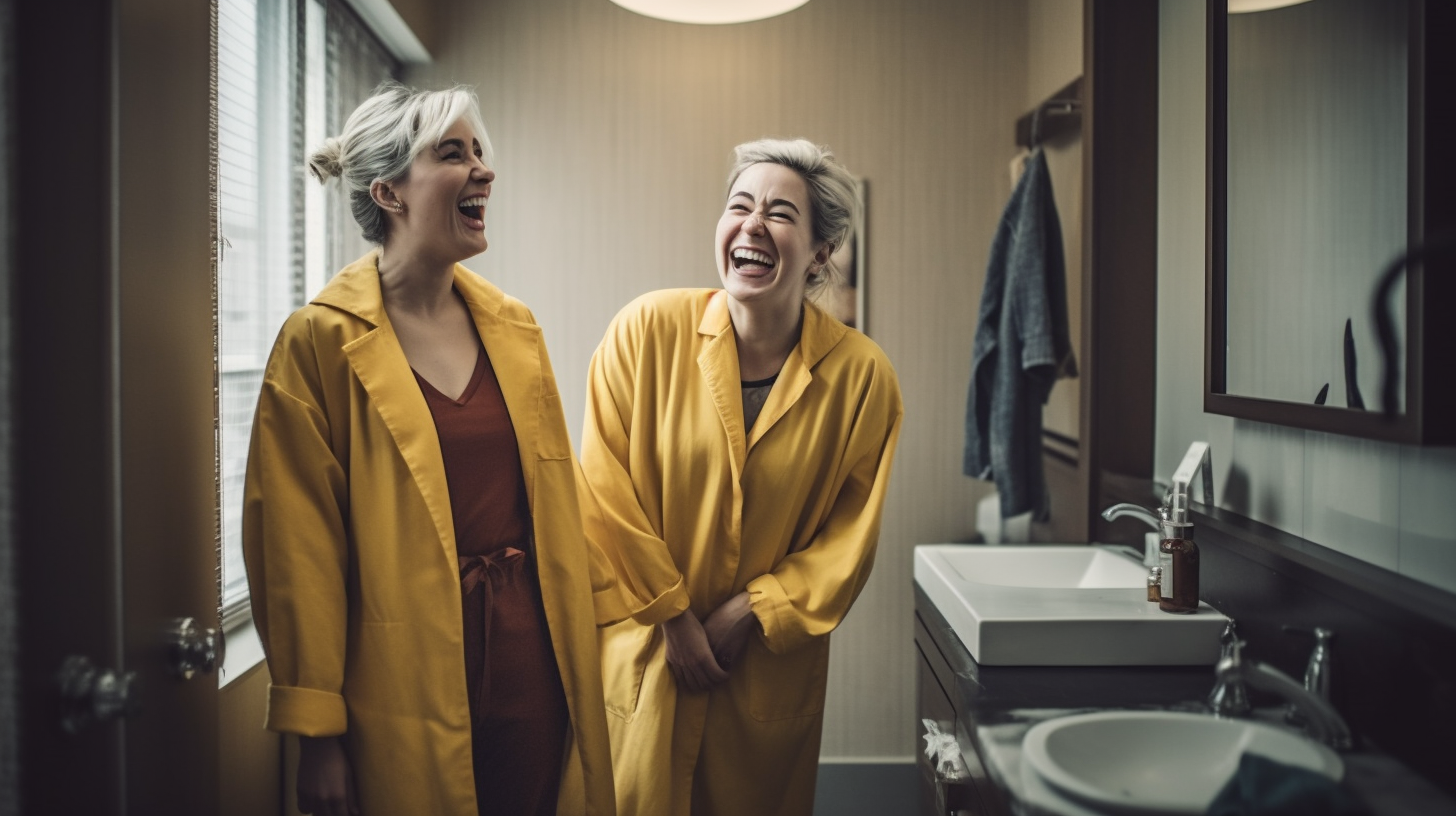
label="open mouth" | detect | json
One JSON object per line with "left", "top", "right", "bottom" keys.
{"left": 457, "top": 195, "right": 487, "bottom": 223}
{"left": 731, "top": 247, "right": 775, "bottom": 272}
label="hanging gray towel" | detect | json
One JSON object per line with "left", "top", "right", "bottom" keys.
{"left": 963, "top": 149, "right": 1076, "bottom": 521}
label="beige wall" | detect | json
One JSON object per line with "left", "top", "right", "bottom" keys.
{"left": 384, "top": 0, "right": 436, "bottom": 53}
{"left": 221, "top": 665, "right": 281, "bottom": 816}
{"left": 413, "top": 0, "right": 1032, "bottom": 758}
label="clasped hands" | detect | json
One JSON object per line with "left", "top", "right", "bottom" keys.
{"left": 662, "top": 591, "right": 756, "bottom": 694}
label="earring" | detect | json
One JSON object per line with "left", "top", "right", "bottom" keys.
{"left": 392, "top": 201, "right": 405, "bottom": 214}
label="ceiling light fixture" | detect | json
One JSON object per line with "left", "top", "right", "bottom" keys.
{"left": 607, "top": 0, "right": 810, "bottom": 25}
{"left": 1228, "top": 0, "right": 1314, "bottom": 13}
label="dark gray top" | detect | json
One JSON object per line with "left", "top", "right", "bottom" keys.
{"left": 741, "top": 374, "right": 776, "bottom": 432}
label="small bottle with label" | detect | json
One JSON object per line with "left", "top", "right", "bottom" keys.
{"left": 1144, "top": 531, "right": 1162, "bottom": 602}
{"left": 1157, "top": 489, "right": 1199, "bottom": 614}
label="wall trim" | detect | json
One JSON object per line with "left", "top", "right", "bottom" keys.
{"left": 339, "top": 0, "right": 430, "bottom": 64}
{"left": 813, "top": 761, "right": 917, "bottom": 816}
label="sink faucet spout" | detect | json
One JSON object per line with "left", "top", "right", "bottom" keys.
{"left": 1101, "top": 503, "right": 1165, "bottom": 567}
{"left": 1101, "top": 503, "right": 1162, "bottom": 532}
{"left": 1214, "top": 652, "right": 1354, "bottom": 750}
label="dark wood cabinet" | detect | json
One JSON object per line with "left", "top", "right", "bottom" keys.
{"left": 916, "top": 647, "right": 975, "bottom": 816}
{"left": 914, "top": 612, "right": 1011, "bottom": 816}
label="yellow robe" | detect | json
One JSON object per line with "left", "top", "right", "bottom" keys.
{"left": 243, "top": 253, "right": 627, "bottom": 816}
{"left": 580, "top": 289, "right": 904, "bottom": 816}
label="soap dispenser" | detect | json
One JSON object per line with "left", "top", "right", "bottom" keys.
{"left": 1157, "top": 487, "right": 1200, "bottom": 614}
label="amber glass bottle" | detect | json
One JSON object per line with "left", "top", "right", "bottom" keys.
{"left": 1157, "top": 490, "right": 1199, "bottom": 613}
{"left": 1157, "top": 531, "right": 1199, "bottom": 613}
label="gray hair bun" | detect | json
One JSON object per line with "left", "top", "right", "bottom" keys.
{"left": 306, "top": 136, "right": 346, "bottom": 183}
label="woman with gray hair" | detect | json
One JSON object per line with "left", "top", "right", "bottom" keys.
{"left": 579, "top": 139, "right": 904, "bottom": 815}
{"left": 243, "top": 82, "right": 625, "bottom": 816}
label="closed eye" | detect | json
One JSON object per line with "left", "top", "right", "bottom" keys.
{"left": 438, "top": 137, "right": 470, "bottom": 161}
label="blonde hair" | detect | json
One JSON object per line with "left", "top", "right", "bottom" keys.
{"left": 307, "top": 81, "right": 492, "bottom": 244}
{"left": 726, "top": 138, "right": 858, "bottom": 292}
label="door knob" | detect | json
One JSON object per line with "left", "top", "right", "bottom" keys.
{"left": 57, "top": 655, "right": 141, "bottom": 734}
{"left": 168, "top": 616, "right": 224, "bottom": 680}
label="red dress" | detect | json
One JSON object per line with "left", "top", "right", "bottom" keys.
{"left": 415, "top": 348, "right": 568, "bottom": 816}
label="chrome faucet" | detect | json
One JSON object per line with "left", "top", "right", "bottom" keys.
{"left": 1282, "top": 626, "right": 1335, "bottom": 728}
{"left": 1208, "top": 621, "right": 1251, "bottom": 717}
{"left": 1170, "top": 441, "right": 1214, "bottom": 508}
{"left": 1101, "top": 503, "right": 1164, "bottom": 567}
{"left": 1301, "top": 628, "right": 1335, "bottom": 702}
{"left": 1100, "top": 444, "right": 1214, "bottom": 532}
{"left": 1213, "top": 645, "right": 1354, "bottom": 750}
{"left": 1101, "top": 503, "right": 1162, "bottom": 532}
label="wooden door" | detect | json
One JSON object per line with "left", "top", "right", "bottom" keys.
{"left": 14, "top": 1, "right": 223, "bottom": 813}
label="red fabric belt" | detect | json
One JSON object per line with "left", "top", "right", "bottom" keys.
{"left": 458, "top": 546, "right": 526, "bottom": 727}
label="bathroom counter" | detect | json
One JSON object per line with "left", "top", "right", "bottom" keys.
{"left": 914, "top": 584, "right": 1456, "bottom": 816}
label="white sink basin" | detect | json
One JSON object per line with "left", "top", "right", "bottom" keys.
{"left": 937, "top": 545, "right": 1147, "bottom": 588}
{"left": 1022, "top": 711, "right": 1344, "bottom": 815}
{"left": 915, "top": 544, "right": 1227, "bottom": 665}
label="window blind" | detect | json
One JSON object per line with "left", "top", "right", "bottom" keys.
{"left": 217, "top": 0, "right": 397, "bottom": 625}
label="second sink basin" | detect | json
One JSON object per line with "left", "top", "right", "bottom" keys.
{"left": 1021, "top": 711, "right": 1344, "bottom": 814}
{"left": 914, "top": 544, "right": 1227, "bottom": 665}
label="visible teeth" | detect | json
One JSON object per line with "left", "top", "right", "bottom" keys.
{"left": 458, "top": 196, "right": 486, "bottom": 221}
{"left": 732, "top": 248, "right": 774, "bottom": 266}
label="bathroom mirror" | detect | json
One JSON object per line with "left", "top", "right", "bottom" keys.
{"left": 1205, "top": 0, "right": 1454, "bottom": 444}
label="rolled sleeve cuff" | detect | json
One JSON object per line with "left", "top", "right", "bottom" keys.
{"left": 266, "top": 684, "right": 347, "bottom": 737}
{"left": 629, "top": 575, "right": 691, "bottom": 627}
{"left": 747, "top": 573, "right": 807, "bottom": 654}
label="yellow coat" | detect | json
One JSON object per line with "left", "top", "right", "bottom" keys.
{"left": 580, "top": 289, "right": 904, "bottom": 816}
{"left": 243, "top": 253, "right": 627, "bottom": 816}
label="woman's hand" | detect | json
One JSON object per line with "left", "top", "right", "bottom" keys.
{"left": 297, "top": 735, "right": 359, "bottom": 816}
{"left": 702, "top": 591, "right": 757, "bottom": 670}
{"left": 661, "top": 610, "right": 729, "bottom": 693}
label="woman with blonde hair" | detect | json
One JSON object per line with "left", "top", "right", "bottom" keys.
{"left": 243, "top": 81, "right": 624, "bottom": 816}
{"left": 580, "top": 138, "right": 904, "bottom": 815}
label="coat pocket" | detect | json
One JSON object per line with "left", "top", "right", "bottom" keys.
{"left": 536, "top": 386, "right": 573, "bottom": 461}
{"left": 600, "top": 618, "right": 658, "bottom": 721}
{"left": 747, "top": 636, "right": 830, "bottom": 721}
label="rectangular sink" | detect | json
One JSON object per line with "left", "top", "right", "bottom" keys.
{"left": 915, "top": 544, "right": 1228, "bottom": 666}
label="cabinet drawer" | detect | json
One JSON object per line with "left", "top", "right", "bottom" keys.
{"left": 915, "top": 610, "right": 962, "bottom": 717}
{"left": 917, "top": 646, "right": 982, "bottom": 816}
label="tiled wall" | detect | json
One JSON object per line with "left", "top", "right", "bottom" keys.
{"left": 1154, "top": 0, "right": 1456, "bottom": 596}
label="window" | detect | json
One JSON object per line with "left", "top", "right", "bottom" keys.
{"left": 217, "top": 0, "right": 398, "bottom": 627}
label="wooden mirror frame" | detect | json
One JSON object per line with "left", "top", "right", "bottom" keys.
{"left": 1204, "top": 0, "right": 1455, "bottom": 445}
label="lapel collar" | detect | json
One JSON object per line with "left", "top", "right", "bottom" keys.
{"left": 334, "top": 253, "right": 457, "bottom": 563}
{"left": 746, "top": 297, "right": 851, "bottom": 451}
{"left": 697, "top": 291, "right": 747, "bottom": 478}
{"left": 453, "top": 266, "right": 544, "bottom": 509}
{"left": 312, "top": 252, "right": 389, "bottom": 326}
